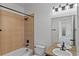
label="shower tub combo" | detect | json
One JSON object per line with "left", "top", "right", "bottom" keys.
{"left": 3, "top": 48, "right": 33, "bottom": 56}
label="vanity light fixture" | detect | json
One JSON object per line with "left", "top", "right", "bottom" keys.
{"left": 62, "top": 6, "right": 65, "bottom": 10}
{"left": 55, "top": 8, "right": 58, "bottom": 12}
{"left": 52, "top": 6, "right": 55, "bottom": 12}
{"left": 66, "top": 3, "right": 69, "bottom": 6}
{"left": 69, "top": 4, "right": 74, "bottom": 9}
{"left": 59, "top": 5, "right": 61, "bottom": 7}
{"left": 52, "top": 6, "right": 55, "bottom": 9}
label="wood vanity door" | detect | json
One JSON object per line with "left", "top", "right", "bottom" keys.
{"left": 24, "top": 16, "right": 34, "bottom": 51}
{"left": 0, "top": 9, "right": 24, "bottom": 55}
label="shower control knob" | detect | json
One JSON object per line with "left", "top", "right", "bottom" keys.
{"left": 0, "top": 29, "right": 2, "bottom": 31}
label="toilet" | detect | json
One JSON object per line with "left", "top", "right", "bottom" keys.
{"left": 34, "top": 44, "right": 46, "bottom": 56}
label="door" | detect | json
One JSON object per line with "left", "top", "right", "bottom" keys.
{"left": 59, "top": 17, "right": 73, "bottom": 45}
{"left": 24, "top": 16, "right": 34, "bottom": 51}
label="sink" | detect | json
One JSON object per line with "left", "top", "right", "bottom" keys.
{"left": 57, "top": 44, "right": 72, "bottom": 49}
{"left": 52, "top": 48, "right": 72, "bottom": 56}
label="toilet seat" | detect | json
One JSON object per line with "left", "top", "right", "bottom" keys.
{"left": 33, "top": 54, "right": 38, "bottom": 56}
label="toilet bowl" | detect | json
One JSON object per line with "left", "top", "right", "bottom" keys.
{"left": 34, "top": 44, "right": 45, "bottom": 56}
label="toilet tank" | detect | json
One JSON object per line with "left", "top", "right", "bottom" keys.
{"left": 35, "top": 45, "right": 45, "bottom": 56}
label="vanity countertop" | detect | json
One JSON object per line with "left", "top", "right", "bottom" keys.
{"left": 45, "top": 43, "right": 77, "bottom": 56}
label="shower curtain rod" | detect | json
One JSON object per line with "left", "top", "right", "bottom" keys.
{"left": 0, "top": 5, "right": 32, "bottom": 17}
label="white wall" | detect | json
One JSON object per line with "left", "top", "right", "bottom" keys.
{"left": 76, "top": 4, "right": 79, "bottom": 55}
{"left": 24, "top": 4, "right": 52, "bottom": 47}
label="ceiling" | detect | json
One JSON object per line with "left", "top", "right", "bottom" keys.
{"left": 15, "top": 3, "right": 66, "bottom": 8}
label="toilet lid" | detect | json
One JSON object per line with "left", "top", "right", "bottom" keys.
{"left": 36, "top": 45, "right": 45, "bottom": 48}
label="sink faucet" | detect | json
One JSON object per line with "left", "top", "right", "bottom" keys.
{"left": 61, "top": 42, "right": 66, "bottom": 51}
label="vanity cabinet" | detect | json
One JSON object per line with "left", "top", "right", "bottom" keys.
{"left": 45, "top": 43, "right": 77, "bottom": 56}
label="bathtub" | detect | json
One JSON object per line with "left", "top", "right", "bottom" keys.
{"left": 3, "top": 48, "right": 33, "bottom": 56}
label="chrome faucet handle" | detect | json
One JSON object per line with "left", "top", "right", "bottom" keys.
{"left": 60, "top": 42, "right": 66, "bottom": 51}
